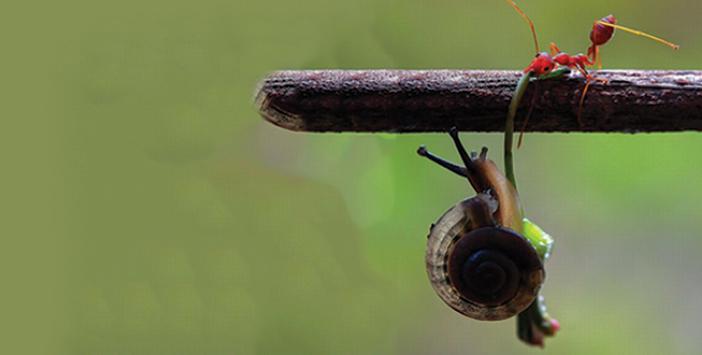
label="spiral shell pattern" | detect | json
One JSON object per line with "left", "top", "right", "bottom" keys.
{"left": 426, "top": 196, "right": 544, "bottom": 321}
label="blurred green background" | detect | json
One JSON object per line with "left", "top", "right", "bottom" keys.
{"left": 3, "top": 0, "right": 702, "bottom": 354}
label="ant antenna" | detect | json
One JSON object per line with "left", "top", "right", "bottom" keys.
{"left": 506, "top": 0, "right": 540, "bottom": 53}
{"left": 596, "top": 21, "right": 680, "bottom": 50}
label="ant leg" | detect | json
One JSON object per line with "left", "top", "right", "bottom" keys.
{"left": 517, "top": 82, "right": 539, "bottom": 148}
{"left": 577, "top": 75, "right": 609, "bottom": 127}
{"left": 596, "top": 47, "right": 602, "bottom": 69}
{"left": 577, "top": 79, "right": 592, "bottom": 127}
{"left": 588, "top": 45, "right": 601, "bottom": 69}
{"left": 417, "top": 145, "right": 467, "bottom": 178}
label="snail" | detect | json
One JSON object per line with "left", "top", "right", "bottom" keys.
{"left": 418, "top": 128, "right": 558, "bottom": 346}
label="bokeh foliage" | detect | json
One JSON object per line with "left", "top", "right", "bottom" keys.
{"left": 3, "top": 0, "right": 702, "bottom": 354}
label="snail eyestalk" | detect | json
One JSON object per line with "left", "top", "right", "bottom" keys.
{"left": 417, "top": 143, "right": 484, "bottom": 193}
{"left": 448, "top": 127, "right": 488, "bottom": 191}
{"left": 417, "top": 145, "right": 468, "bottom": 178}
{"left": 448, "top": 127, "right": 477, "bottom": 174}
{"left": 596, "top": 21, "right": 680, "bottom": 50}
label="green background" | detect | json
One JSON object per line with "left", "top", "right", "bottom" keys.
{"left": 3, "top": 0, "right": 701, "bottom": 354}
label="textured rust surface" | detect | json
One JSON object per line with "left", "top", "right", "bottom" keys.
{"left": 255, "top": 70, "right": 702, "bottom": 133}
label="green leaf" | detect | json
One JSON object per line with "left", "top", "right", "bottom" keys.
{"left": 522, "top": 218, "right": 554, "bottom": 261}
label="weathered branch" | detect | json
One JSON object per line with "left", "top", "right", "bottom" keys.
{"left": 256, "top": 70, "right": 702, "bottom": 133}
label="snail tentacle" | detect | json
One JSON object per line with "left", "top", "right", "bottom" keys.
{"left": 417, "top": 145, "right": 468, "bottom": 178}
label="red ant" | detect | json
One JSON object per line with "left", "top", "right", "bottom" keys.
{"left": 506, "top": 0, "right": 679, "bottom": 147}
{"left": 501, "top": 1, "right": 678, "bottom": 347}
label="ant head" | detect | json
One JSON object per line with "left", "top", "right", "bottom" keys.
{"left": 524, "top": 53, "right": 555, "bottom": 76}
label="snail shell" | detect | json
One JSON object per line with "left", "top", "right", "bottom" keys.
{"left": 426, "top": 194, "right": 544, "bottom": 321}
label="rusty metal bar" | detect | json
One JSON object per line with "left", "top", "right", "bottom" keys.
{"left": 256, "top": 70, "right": 702, "bottom": 133}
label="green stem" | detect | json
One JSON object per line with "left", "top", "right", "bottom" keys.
{"left": 504, "top": 72, "right": 533, "bottom": 190}
{"left": 507, "top": 68, "right": 569, "bottom": 347}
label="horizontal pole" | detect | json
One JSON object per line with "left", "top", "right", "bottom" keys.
{"left": 255, "top": 70, "right": 702, "bottom": 133}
